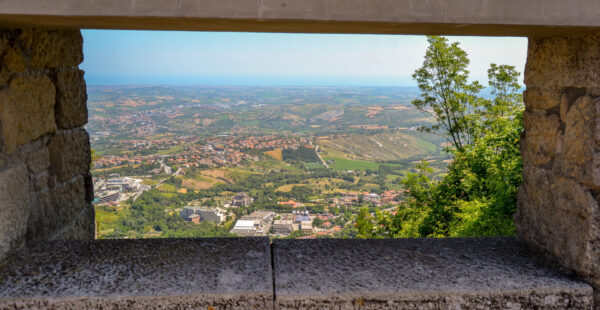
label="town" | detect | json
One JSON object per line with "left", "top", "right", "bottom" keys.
{"left": 89, "top": 85, "right": 447, "bottom": 239}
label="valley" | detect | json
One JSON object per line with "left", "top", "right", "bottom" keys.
{"left": 88, "top": 85, "right": 450, "bottom": 239}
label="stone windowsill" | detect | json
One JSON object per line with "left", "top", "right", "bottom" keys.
{"left": 0, "top": 237, "right": 593, "bottom": 309}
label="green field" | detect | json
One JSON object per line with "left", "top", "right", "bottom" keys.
{"left": 303, "top": 162, "right": 323, "bottom": 170}
{"left": 157, "top": 183, "right": 177, "bottom": 192}
{"left": 324, "top": 157, "right": 381, "bottom": 171}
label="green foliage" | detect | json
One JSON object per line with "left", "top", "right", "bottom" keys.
{"left": 412, "top": 36, "right": 483, "bottom": 152}
{"left": 97, "top": 190, "right": 233, "bottom": 239}
{"left": 377, "top": 37, "right": 524, "bottom": 238}
{"left": 356, "top": 207, "right": 375, "bottom": 238}
{"left": 93, "top": 162, "right": 161, "bottom": 177}
{"left": 282, "top": 146, "right": 321, "bottom": 163}
{"left": 312, "top": 217, "right": 324, "bottom": 228}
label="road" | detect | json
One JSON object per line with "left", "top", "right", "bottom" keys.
{"left": 132, "top": 167, "right": 182, "bottom": 201}
{"left": 315, "top": 145, "right": 329, "bottom": 168}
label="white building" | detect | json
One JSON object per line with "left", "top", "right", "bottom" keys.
{"left": 230, "top": 220, "right": 257, "bottom": 236}
{"left": 180, "top": 206, "right": 226, "bottom": 224}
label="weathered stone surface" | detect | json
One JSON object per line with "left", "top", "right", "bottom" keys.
{"left": 525, "top": 34, "right": 600, "bottom": 89}
{"left": 47, "top": 128, "right": 91, "bottom": 183}
{"left": 0, "top": 238, "right": 273, "bottom": 309}
{"left": 53, "top": 69, "right": 87, "bottom": 129}
{"left": 517, "top": 167, "right": 600, "bottom": 291}
{"left": 57, "top": 205, "right": 94, "bottom": 240}
{"left": 0, "top": 164, "right": 30, "bottom": 259}
{"left": 516, "top": 166, "right": 555, "bottom": 245}
{"left": 0, "top": 76, "right": 56, "bottom": 154}
{"left": 83, "top": 172, "right": 94, "bottom": 203}
{"left": 19, "top": 29, "right": 83, "bottom": 69}
{"left": 521, "top": 110, "right": 561, "bottom": 166}
{"left": 2, "top": 41, "right": 26, "bottom": 73}
{"left": 29, "top": 171, "right": 48, "bottom": 192}
{"left": 273, "top": 238, "right": 593, "bottom": 309}
{"left": 523, "top": 88, "right": 562, "bottom": 111}
{"left": 26, "top": 145, "right": 49, "bottom": 174}
{"left": 26, "top": 176, "right": 89, "bottom": 242}
{"left": 7, "top": 138, "right": 42, "bottom": 165}
{"left": 560, "top": 96, "right": 600, "bottom": 187}
{"left": 520, "top": 33, "right": 600, "bottom": 298}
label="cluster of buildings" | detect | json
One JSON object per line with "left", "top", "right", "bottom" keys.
{"left": 230, "top": 210, "right": 276, "bottom": 236}
{"left": 93, "top": 129, "right": 312, "bottom": 169}
{"left": 166, "top": 134, "right": 310, "bottom": 168}
{"left": 334, "top": 190, "right": 402, "bottom": 207}
{"left": 93, "top": 175, "right": 146, "bottom": 205}
{"left": 272, "top": 211, "right": 315, "bottom": 235}
{"left": 180, "top": 206, "right": 227, "bottom": 224}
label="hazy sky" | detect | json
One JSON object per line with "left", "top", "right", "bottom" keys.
{"left": 82, "top": 30, "right": 527, "bottom": 87}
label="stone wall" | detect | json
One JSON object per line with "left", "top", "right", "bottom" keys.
{"left": 517, "top": 32, "right": 600, "bottom": 303}
{"left": 0, "top": 28, "right": 93, "bottom": 260}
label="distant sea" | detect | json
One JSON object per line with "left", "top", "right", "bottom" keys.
{"left": 83, "top": 74, "right": 416, "bottom": 87}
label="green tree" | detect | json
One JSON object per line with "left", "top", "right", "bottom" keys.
{"left": 412, "top": 36, "right": 483, "bottom": 152}
{"left": 355, "top": 207, "right": 374, "bottom": 238}
{"left": 377, "top": 37, "right": 524, "bottom": 238}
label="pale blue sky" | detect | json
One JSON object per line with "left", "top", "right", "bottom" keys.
{"left": 82, "top": 30, "right": 527, "bottom": 86}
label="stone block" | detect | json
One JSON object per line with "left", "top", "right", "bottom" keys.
{"left": 58, "top": 204, "right": 94, "bottom": 240}
{"left": 515, "top": 166, "right": 556, "bottom": 246}
{"left": 2, "top": 42, "right": 26, "bottom": 73}
{"left": 521, "top": 110, "right": 561, "bottom": 166}
{"left": 29, "top": 171, "right": 48, "bottom": 192}
{"left": 19, "top": 29, "right": 83, "bottom": 69}
{"left": 47, "top": 128, "right": 90, "bottom": 183}
{"left": 517, "top": 168, "right": 600, "bottom": 290}
{"left": 0, "top": 164, "right": 30, "bottom": 260}
{"left": 53, "top": 69, "right": 87, "bottom": 129}
{"left": 0, "top": 76, "right": 56, "bottom": 154}
{"left": 523, "top": 87, "right": 562, "bottom": 110}
{"left": 26, "top": 145, "right": 49, "bottom": 174}
{"left": 0, "top": 238, "right": 273, "bottom": 309}
{"left": 560, "top": 96, "right": 600, "bottom": 187}
{"left": 525, "top": 34, "right": 600, "bottom": 89}
{"left": 550, "top": 178, "right": 600, "bottom": 287}
{"left": 26, "top": 176, "right": 88, "bottom": 242}
{"left": 83, "top": 172, "right": 94, "bottom": 203}
{"left": 273, "top": 238, "right": 593, "bottom": 309}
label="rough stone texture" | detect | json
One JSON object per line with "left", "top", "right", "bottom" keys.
{"left": 521, "top": 110, "right": 561, "bottom": 166}
{"left": 0, "top": 238, "right": 273, "bottom": 309}
{"left": 53, "top": 69, "right": 88, "bottom": 129}
{"left": 47, "top": 128, "right": 91, "bottom": 183}
{"left": 273, "top": 238, "right": 593, "bottom": 309}
{"left": 525, "top": 33, "right": 600, "bottom": 89}
{"left": 18, "top": 28, "right": 83, "bottom": 69}
{"left": 0, "top": 164, "right": 29, "bottom": 260}
{"left": 0, "top": 28, "right": 91, "bottom": 262}
{"left": 26, "top": 145, "right": 49, "bottom": 174}
{"left": 0, "top": 76, "right": 56, "bottom": 154}
{"left": 561, "top": 96, "right": 600, "bottom": 187}
{"left": 519, "top": 32, "right": 600, "bottom": 306}
{"left": 26, "top": 175, "right": 92, "bottom": 242}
